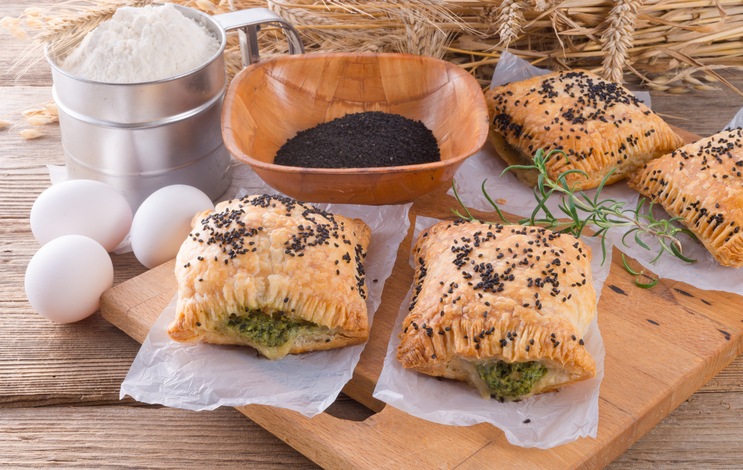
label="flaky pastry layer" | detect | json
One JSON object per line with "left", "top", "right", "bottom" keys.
{"left": 397, "top": 220, "right": 596, "bottom": 399}
{"left": 485, "top": 70, "right": 684, "bottom": 189}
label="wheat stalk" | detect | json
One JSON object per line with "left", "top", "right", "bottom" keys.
{"left": 601, "top": 0, "right": 644, "bottom": 83}
{"left": 401, "top": 10, "right": 442, "bottom": 57}
{"left": 529, "top": 0, "right": 564, "bottom": 13}
{"left": 268, "top": 0, "right": 335, "bottom": 27}
{"left": 494, "top": 0, "right": 525, "bottom": 48}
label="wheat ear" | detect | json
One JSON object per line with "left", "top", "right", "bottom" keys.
{"left": 601, "top": 0, "right": 643, "bottom": 83}
{"left": 494, "top": 0, "right": 524, "bottom": 48}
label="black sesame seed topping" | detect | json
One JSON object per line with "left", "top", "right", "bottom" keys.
{"left": 274, "top": 111, "right": 440, "bottom": 169}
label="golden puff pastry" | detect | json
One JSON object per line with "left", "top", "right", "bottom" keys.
{"left": 397, "top": 220, "right": 596, "bottom": 401}
{"left": 485, "top": 70, "right": 684, "bottom": 189}
{"left": 167, "top": 194, "right": 371, "bottom": 360}
{"left": 629, "top": 128, "right": 743, "bottom": 267}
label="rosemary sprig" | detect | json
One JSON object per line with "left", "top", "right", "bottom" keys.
{"left": 452, "top": 148, "right": 698, "bottom": 264}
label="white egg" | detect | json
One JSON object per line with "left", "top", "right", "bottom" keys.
{"left": 25, "top": 235, "right": 114, "bottom": 323}
{"left": 130, "top": 185, "right": 214, "bottom": 269}
{"left": 30, "top": 179, "right": 133, "bottom": 252}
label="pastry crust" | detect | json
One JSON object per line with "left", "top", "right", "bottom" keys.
{"left": 397, "top": 220, "right": 596, "bottom": 400}
{"left": 485, "top": 70, "right": 684, "bottom": 189}
{"left": 167, "top": 194, "right": 371, "bottom": 359}
{"left": 628, "top": 128, "right": 743, "bottom": 267}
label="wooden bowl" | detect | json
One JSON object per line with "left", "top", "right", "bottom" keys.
{"left": 222, "top": 52, "right": 489, "bottom": 205}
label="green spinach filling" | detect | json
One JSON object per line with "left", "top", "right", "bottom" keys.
{"left": 225, "top": 311, "right": 317, "bottom": 347}
{"left": 475, "top": 361, "right": 548, "bottom": 399}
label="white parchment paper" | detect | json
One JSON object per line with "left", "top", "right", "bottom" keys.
{"left": 724, "top": 105, "right": 743, "bottom": 131}
{"left": 448, "top": 51, "right": 649, "bottom": 217}
{"left": 373, "top": 216, "right": 610, "bottom": 449}
{"left": 604, "top": 216, "right": 743, "bottom": 297}
{"left": 118, "top": 166, "right": 413, "bottom": 417}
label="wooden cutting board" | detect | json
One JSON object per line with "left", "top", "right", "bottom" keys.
{"left": 101, "top": 127, "right": 743, "bottom": 469}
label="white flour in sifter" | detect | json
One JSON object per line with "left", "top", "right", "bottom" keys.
{"left": 60, "top": 4, "right": 220, "bottom": 83}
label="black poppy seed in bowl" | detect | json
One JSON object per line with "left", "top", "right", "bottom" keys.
{"left": 273, "top": 111, "right": 441, "bottom": 169}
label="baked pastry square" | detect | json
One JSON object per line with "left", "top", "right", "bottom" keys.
{"left": 397, "top": 220, "right": 596, "bottom": 401}
{"left": 629, "top": 128, "right": 743, "bottom": 267}
{"left": 485, "top": 70, "right": 684, "bottom": 189}
{"left": 167, "top": 194, "right": 372, "bottom": 359}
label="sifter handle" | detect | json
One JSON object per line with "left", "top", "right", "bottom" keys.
{"left": 213, "top": 7, "right": 304, "bottom": 68}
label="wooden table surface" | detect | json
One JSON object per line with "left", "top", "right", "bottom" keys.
{"left": 2, "top": 2, "right": 743, "bottom": 468}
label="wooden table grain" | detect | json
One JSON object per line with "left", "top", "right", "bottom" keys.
{"left": 1, "top": 2, "right": 742, "bottom": 468}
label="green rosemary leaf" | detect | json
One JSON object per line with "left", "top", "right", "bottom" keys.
{"left": 537, "top": 173, "right": 547, "bottom": 197}
{"left": 622, "top": 253, "right": 642, "bottom": 276}
{"left": 565, "top": 195, "right": 580, "bottom": 223}
{"left": 530, "top": 187, "right": 555, "bottom": 223}
{"left": 579, "top": 191, "right": 595, "bottom": 207}
{"left": 481, "top": 181, "right": 510, "bottom": 224}
{"left": 593, "top": 170, "right": 615, "bottom": 205}
{"left": 637, "top": 212, "right": 656, "bottom": 223}
{"left": 604, "top": 217, "right": 631, "bottom": 225}
{"left": 451, "top": 208, "right": 472, "bottom": 220}
{"left": 558, "top": 169, "right": 590, "bottom": 180}
{"left": 670, "top": 241, "right": 696, "bottom": 263}
{"left": 635, "top": 197, "right": 647, "bottom": 213}
{"left": 450, "top": 181, "right": 476, "bottom": 221}
{"left": 600, "top": 235, "right": 608, "bottom": 265}
{"left": 621, "top": 228, "right": 639, "bottom": 248}
{"left": 500, "top": 164, "right": 536, "bottom": 177}
{"left": 635, "top": 277, "right": 659, "bottom": 289}
{"left": 650, "top": 238, "right": 669, "bottom": 263}
{"left": 634, "top": 231, "right": 651, "bottom": 251}
{"left": 677, "top": 228, "right": 699, "bottom": 242}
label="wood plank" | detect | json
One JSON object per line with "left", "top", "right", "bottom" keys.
{"left": 0, "top": 405, "right": 320, "bottom": 469}
{"left": 0, "top": 0, "right": 68, "bottom": 87}
{"left": 0, "top": 86, "right": 59, "bottom": 153}
{"left": 608, "top": 391, "right": 743, "bottom": 469}
{"left": 1, "top": 392, "right": 740, "bottom": 469}
{"left": 238, "top": 396, "right": 640, "bottom": 469}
